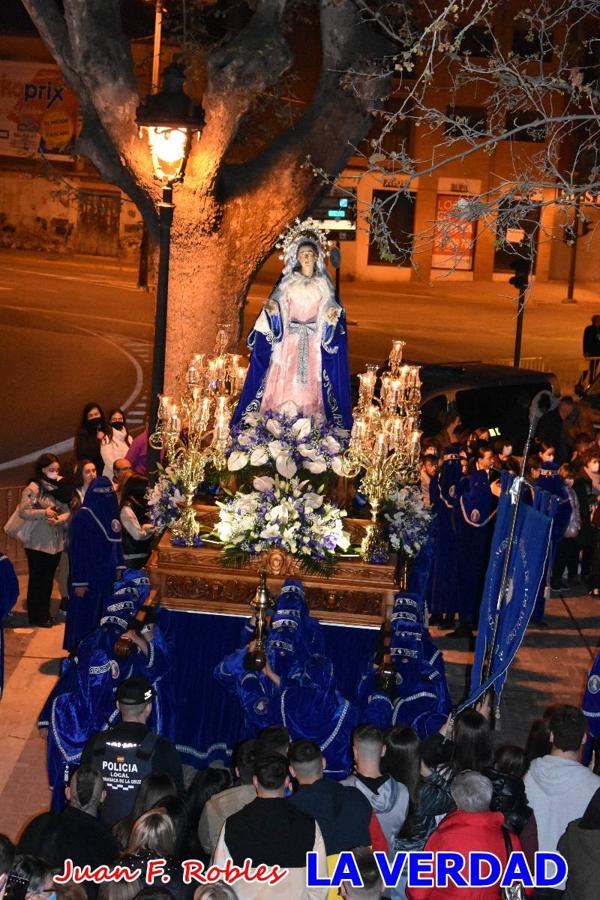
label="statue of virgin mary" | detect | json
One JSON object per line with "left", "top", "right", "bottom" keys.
{"left": 233, "top": 220, "right": 352, "bottom": 428}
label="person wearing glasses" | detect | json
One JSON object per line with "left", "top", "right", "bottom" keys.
{"left": 111, "top": 458, "right": 133, "bottom": 500}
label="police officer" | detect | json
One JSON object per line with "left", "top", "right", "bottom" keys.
{"left": 81, "top": 676, "right": 183, "bottom": 826}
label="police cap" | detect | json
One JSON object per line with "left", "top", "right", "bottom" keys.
{"left": 117, "top": 676, "right": 154, "bottom": 705}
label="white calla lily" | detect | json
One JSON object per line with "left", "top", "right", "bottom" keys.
{"left": 304, "top": 458, "right": 327, "bottom": 474}
{"left": 253, "top": 475, "right": 275, "bottom": 492}
{"left": 250, "top": 446, "right": 270, "bottom": 466}
{"left": 323, "top": 435, "right": 341, "bottom": 453}
{"left": 276, "top": 453, "right": 297, "bottom": 478}
{"left": 265, "top": 418, "right": 283, "bottom": 437}
{"left": 227, "top": 450, "right": 249, "bottom": 471}
{"left": 279, "top": 401, "right": 299, "bottom": 418}
{"left": 297, "top": 444, "right": 317, "bottom": 460}
{"left": 304, "top": 492, "right": 324, "bottom": 509}
{"left": 291, "top": 417, "right": 312, "bottom": 440}
{"left": 331, "top": 455, "right": 344, "bottom": 476}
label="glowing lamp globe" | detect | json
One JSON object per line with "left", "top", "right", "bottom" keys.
{"left": 136, "top": 62, "right": 205, "bottom": 182}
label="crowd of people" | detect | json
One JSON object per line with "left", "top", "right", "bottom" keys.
{"left": 3, "top": 386, "right": 600, "bottom": 900}
{"left": 418, "top": 392, "right": 600, "bottom": 635}
{"left": 2, "top": 699, "right": 600, "bottom": 899}
{"left": 14, "top": 403, "right": 152, "bottom": 640}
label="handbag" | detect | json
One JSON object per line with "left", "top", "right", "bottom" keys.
{"left": 3, "top": 504, "right": 35, "bottom": 544}
{"left": 501, "top": 827, "right": 525, "bottom": 899}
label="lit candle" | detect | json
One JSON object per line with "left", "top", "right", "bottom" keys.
{"left": 375, "top": 432, "right": 388, "bottom": 461}
{"left": 410, "top": 429, "right": 421, "bottom": 461}
{"left": 215, "top": 396, "right": 228, "bottom": 418}
{"left": 389, "top": 416, "right": 404, "bottom": 448}
{"left": 351, "top": 417, "right": 367, "bottom": 443}
{"left": 200, "top": 397, "right": 211, "bottom": 426}
{"left": 389, "top": 339, "right": 406, "bottom": 373}
{"left": 358, "top": 370, "right": 377, "bottom": 407}
{"left": 157, "top": 394, "right": 171, "bottom": 421}
{"left": 168, "top": 407, "right": 181, "bottom": 434}
{"left": 186, "top": 360, "right": 200, "bottom": 385}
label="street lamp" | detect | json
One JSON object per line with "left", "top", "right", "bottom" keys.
{"left": 508, "top": 242, "right": 532, "bottom": 368}
{"left": 136, "top": 62, "right": 205, "bottom": 479}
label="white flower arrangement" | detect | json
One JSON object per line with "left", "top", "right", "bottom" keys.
{"left": 227, "top": 404, "right": 348, "bottom": 481}
{"left": 146, "top": 471, "right": 183, "bottom": 531}
{"left": 384, "top": 485, "right": 433, "bottom": 558}
{"left": 215, "top": 475, "right": 351, "bottom": 569}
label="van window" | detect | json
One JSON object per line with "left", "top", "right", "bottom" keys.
{"left": 455, "top": 382, "right": 552, "bottom": 432}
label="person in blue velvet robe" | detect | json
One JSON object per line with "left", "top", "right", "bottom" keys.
{"left": 357, "top": 592, "right": 450, "bottom": 732}
{"left": 40, "top": 575, "right": 174, "bottom": 808}
{"left": 389, "top": 592, "right": 452, "bottom": 729}
{"left": 426, "top": 446, "right": 464, "bottom": 624}
{"left": 533, "top": 455, "right": 572, "bottom": 622}
{"left": 232, "top": 227, "right": 352, "bottom": 428}
{"left": 64, "top": 476, "right": 124, "bottom": 650}
{"left": 583, "top": 650, "right": 600, "bottom": 741}
{"left": 43, "top": 644, "right": 119, "bottom": 810}
{"left": 0, "top": 553, "right": 19, "bottom": 698}
{"left": 453, "top": 453, "right": 498, "bottom": 637}
{"left": 214, "top": 579, "right": 356, "bottom": 776}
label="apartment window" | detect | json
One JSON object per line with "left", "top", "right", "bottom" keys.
{"left": 504, "top": 110, "right": 547, "bottom": 143}
{"left": 455, "top": 24, "right": 495, "bottom": 57}
{"left": 445, "top": 106, "right": 486, "bottom": 138}
{"left": 368, "top": 189, "right": 416, "bottom": 267}
{"left": 511, "top": 27, "right": 553, "bottom": 63}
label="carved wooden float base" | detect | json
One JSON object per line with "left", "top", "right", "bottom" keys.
{"left": 149, "top": 527, "right": 397, "bottom": 627}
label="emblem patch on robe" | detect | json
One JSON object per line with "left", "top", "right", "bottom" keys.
{"left": 470, "top": 509, "right": 480, "bottom": 523}
{"left": 111, "top": 519, "right": 122, "bottom": 533}
{"left": 588, "top": 674, "right": 600, "bottom": 694}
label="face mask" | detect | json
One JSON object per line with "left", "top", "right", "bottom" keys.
{"left": 111, "top": 421, "right": 124, "bottom": 431}
{"left": 43, "top": 470, "right": 60, "bottom": 481}
{"left": 86, "top": 418, "right": 104, "bottom": 432}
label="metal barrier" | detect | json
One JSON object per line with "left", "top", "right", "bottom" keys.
{"left": 493, "top": 356, "right": 546, "bottom": 371}
{"left": 0, "top": 486, "right": 26, "bottom": 574}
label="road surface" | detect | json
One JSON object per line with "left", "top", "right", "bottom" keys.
{"left": 0, "top": 248, "right": 597, "bottom": 485}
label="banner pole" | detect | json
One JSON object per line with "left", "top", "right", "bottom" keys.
{"left": 481, "top": 396, "right": 551, "bottom": 686}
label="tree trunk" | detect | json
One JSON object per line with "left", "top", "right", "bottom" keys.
{"left": 164, "top": 223, "right": 263, "bottom": 391}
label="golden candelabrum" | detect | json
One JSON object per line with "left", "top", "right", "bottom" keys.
{"left": 149, "top": 325, "right": 248, "bottom": 544}
{"left": 343, "top": 339, "right": 422, "bottom": 561}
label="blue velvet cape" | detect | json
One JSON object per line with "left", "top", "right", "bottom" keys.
{"left": 426, "top": 448, "right": 463, "bottom": 617}
{"left": 0, "top": 554, "right": 19, "bottom": 697}
{"left": 455, "top": 469, "right": 498, "bottom": 626}
{"left": 64, "top": 477, "right": 124, "bottom": 650}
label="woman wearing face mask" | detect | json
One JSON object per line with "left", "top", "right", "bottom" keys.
{"left": 100, "top": 408, "right": 133, "bottom": 482}
{"left": 74, "top": 403, "right": 106, "bottom": 476}
{"left": 18, "top": 453, "right": 71, "bottom": 627}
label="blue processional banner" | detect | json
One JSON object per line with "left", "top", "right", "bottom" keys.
{"left": 458, "top": 481, "right": 555, "bottom": 712}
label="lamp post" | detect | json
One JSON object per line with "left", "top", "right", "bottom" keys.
{"left": 136, "top": 62, "right": 205, "bottom": 480}
{"left": 508, "top": 243, "right": 532, "bottom": 368}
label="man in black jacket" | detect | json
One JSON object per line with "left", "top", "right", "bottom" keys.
{"left": 81, "top": 677, "right": 183, "bottom": 826}
{"left": 17, "top": 766, "right": 118, "bottom": 898}
{"left": 288, "top": 739, "right": 372, "bottom": 855}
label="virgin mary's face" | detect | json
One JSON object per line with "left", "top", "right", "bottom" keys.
{"left": 297, "top": 246, "right": 317, "bottom": 276}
